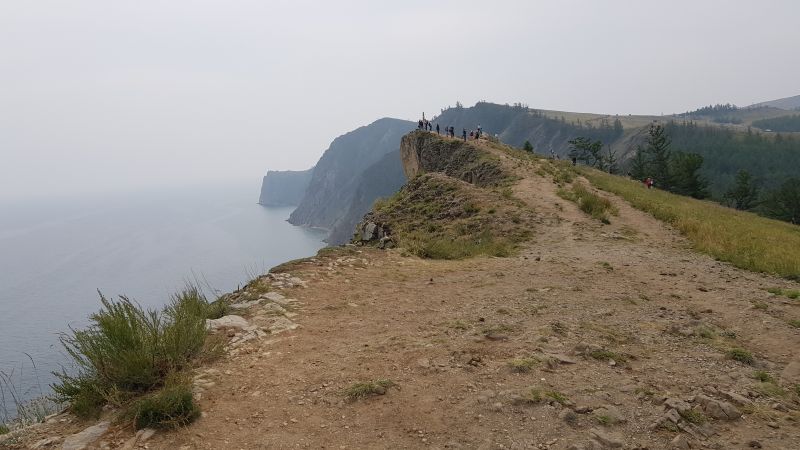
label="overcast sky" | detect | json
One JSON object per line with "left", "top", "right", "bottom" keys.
{"left": 1, "top": 0, "right": 798, "bottom": 201}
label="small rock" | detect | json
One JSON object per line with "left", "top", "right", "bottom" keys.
{"left": 670, "top": 434, "right": 690, "bottom": 450}
{"left": 31, "top": 437, "right": 60, "bottom": 449}
{"left": 206, "top": 315, "right": 250, "bottom": 331}
{"left": 748, "top": 440, "right": 762, "bottom": 448}
{"left": 587, "top": 428, "right": 623, "bottom": 448}
{"left": 62, "top": 421, "right": 110, "bottom": 450}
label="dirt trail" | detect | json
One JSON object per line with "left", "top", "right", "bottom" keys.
{"left": 11, "top": 140, "right": 800, "bottom": 450}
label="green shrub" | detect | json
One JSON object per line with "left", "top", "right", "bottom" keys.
{"left": 53, "top": 287, "right": 212, "bottom": 418}
{"left": 130, "top": 375, "right": 199, "bottom": 429}
{"left": 0, "top": 424, "right": 9, "bottom": 435}
{"left": 789, "top": 320, "right": 800, "bottom": 328}
{"left": 727, "top": 348, "right": 754, "bottom": 365}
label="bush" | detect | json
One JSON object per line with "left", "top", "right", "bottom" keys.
{"left": 727, "top": 348, "right": 754, "bottom": 365}
{"left": 130, "top": 375, "right": 200, "bottom": 430}
{"left": 53, "top": 287, "right": 213, "bottom": 418}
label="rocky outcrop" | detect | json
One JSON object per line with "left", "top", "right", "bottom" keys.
{"left": 258, "top": 168, "right": 314, "bottom": 206}
{"left": 288, "top": 118, "right": 414, "bottom": 243}
{"left": 399, "top": 130, "right": 508, "bottom": 186}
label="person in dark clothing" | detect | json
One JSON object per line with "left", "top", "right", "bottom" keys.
{"left": 418, "top": 120, "right": 423, "bottom": 130}
{"left": 462, "top": 129, "right": 467, "bottom": 141}
{"left": 436, "top": 124, "right": 440, "bottom": 135}
{"left": 572, "top": 157, "right": 577, "bottom": 166}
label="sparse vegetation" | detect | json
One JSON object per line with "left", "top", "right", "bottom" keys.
{"left": 588, "top": 349, "right": 626, "bottom": 362}
{"left": 727, "top": 348, "right": 755, "bottom": 365}
{"left": 580, "top": 167, "right": 800, "bottom": 280}
{"left": 344, "top": 380, "right": 395, "bottom": 401}
{"left": 679, "top": 409, "right": 706, "bottom": 424}
{"left": 766, "top": 287, "right": 800, "bottom": 299}
{"left": 557, "top": 182, "right": 617, "bottom": 224}
{"left": 789, "top": 320, "right": 800, "bottom": 328}
{"left": 755, "top": 382, "right": 786, "bottom": 399}
{"left": 753, "top": 370, "right": 774, "bottom": 383}
{"left": 545, "top": 390, "right": 569, "bottom": 405}
{"left": 51, "top": 287, "right": 214, "bottom": 425}
{"left": 364, "top": 173, "right": 534, "bottom": 260}
{"left": 508, "top": 358, "right": 539, "bottom": 373}
{"left": 751, "top": 300, "right": 768, "bottom": 310}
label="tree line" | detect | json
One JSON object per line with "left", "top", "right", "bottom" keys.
{"left": 568, "top": 122, "right": 800, "bottom": 224}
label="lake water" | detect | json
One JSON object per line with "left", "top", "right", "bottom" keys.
{"left": 0, "top": 183, "right": 325, "bottom": 419}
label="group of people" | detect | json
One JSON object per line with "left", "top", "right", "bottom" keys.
{"left": 419, "top": 117, "right": 484, "bottom": 143}
{"left": 643, "top": 177, "right": 655, "bottom": 189}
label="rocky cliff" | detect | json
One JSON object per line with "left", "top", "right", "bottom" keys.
{"left": 288, "top": 117, "right": 414, "bottom": 243}
{"left": 258, "top": 168, "right": 314, "bottom": 206}
{"left": 326, "top": 149, "right": 406, "bottom": 244}
{"left": 399, "top": 130, "right": 507, "bottom": 186}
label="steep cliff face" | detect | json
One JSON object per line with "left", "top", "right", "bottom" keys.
{"left": 326, "top": 150, "right": 406, "bottom": 244}
{"left": 288, "top": 117, "right": 414, "bottom": 242}
{"left": 258, "top": 168, "right": 314, "bottom": 206}
{"left": 400, "top": 131, "right": 508, "bottom": 186}
{"left": 355, "top": 131, "right": 531, "bottom": 257}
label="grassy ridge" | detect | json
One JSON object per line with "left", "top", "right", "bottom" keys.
{"left": 579, "top": 168, "right": 800, "bottom": 280}
{"left": 368, "top": 174, "right": 534, "bottom": 259}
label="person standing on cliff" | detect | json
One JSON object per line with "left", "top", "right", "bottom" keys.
{"left": 436, "top": 124, "right": 440, "bottom": 135}
{"left": 462, "top": 128, "right": 467, "bottom": 141}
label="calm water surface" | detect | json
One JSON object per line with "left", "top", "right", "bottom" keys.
{"left": 0, "top": 182, "right": 325, "bottom": 417}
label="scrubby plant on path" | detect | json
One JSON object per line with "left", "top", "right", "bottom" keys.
{"left": 52, "top": 287, "right": 215, "bottom": 426}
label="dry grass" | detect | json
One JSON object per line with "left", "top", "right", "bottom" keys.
{"left": 579, "top": 167, "right": 800, "bottom": 280}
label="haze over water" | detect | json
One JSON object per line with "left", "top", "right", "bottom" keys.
{"left": 0, "top": 182, "right": 325, "bottom": 416}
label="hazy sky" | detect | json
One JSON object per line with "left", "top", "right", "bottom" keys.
{"left": 2, "top": 0, "right": 798, "bottom": 201}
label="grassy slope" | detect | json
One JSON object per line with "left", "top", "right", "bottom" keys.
{"left": 579, "top": 167, "right": 800, "bottom": 280}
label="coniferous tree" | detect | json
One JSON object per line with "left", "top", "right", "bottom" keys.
{"left": 605, "top": 145, "right": 618, "bottom": 174}
{"left": 723, "top": 170, "right": 759, "bottom": 210}
{"left": 629, "top": 146, "right": 648, "bottom": 180}
{"left": 523, "top": 140, "right": 534, "bottom": 152}
{"left": 568, "top": 137, "right": 605, "bottom": 169}
{"left": 643, "top": 124, "right": 673, "bottom": 189}
{"left": 760, "top": 179, "right": 800, "bottom": 224}
{"left": 669, "top": 152, "right": 708, "bottom": 199}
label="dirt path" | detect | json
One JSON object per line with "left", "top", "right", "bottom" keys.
{"left": 11, "top": 143, "right": 800, "bottom": 450}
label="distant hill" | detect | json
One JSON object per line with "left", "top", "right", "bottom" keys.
{"left": 750, "top": 94, "right": 800, "bottom": 111}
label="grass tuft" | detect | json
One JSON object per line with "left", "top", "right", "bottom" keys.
{"left": 727, "top": 348, "right": 755, "bottom": 365}
{"left": 508, "top": 358, "right": 539, "bottom": 373}
{"left": 128, "top": 374, "right": 199, "bottom": 430}
{"left": 344, "top": 380, "right": 395, "bottom": 401}
{"left": 753, "top": 370, "right": 774, "bottom": 383}
{"left": 52, "top": 287, "right": 214, "bottom": 419}
{"left": 557, "top": 183, "right": 617, "bottom": 224}
{"left": 679, "top": 409, "right": 706, "bottom": 424}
